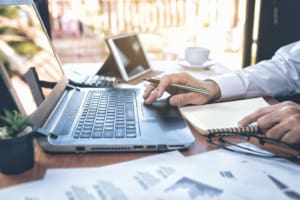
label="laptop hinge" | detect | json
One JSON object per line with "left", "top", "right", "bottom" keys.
{"left": 36, "top": 128, "right": 58, "bottom": 139}
{"left": 66, "top": 84, "right": 80, "bottom": 91}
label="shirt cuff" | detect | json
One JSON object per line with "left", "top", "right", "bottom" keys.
{"left": 209, "top": 73, "right": 246, "bottom": 101}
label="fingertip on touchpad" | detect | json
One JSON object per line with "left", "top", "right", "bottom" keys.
{"left": 142, "top": 98, "right": 181, "bottom": 119}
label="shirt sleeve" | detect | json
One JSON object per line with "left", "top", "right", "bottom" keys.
{"left": 210, "top": 41, "right": 300, "bottom": 101}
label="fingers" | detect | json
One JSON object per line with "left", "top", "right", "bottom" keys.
{"left": 265, "top": 109, "right": 300, "bottom": 144}
{"left": 143, "top": 84, "right": 160, "bottom": 104}
{"left": 143, "top": 73, "right": 195, "bottom": 105}
{"left": 143, "top": 74, "right": 178, "bottom": 103}
{"left": 238, "top": 101, "right": 295, "bottom": 127}
{"left": 143, "top": 73, "right": 221, "bottom": 106}
{"left": 168, "top": 92, "right": 211, "bottom": 106}
{"left": 281, "top": 128, "right": 300, "bottom": 144}
{"left": 143, "top": 83, "right": 157, "bottom": 103}
{"left": 239, "top": 101, "right": 300, "bottom": 145}
{"left": 238, "top": 105, "right": 275, "bottom": 127}
{"left": 263, "top": 120, "right": 288, "bottom": 140}
{"left": 155, "top": 73, "right": 191, "bottom": 97}
{"left": 265, "top": 119, "right": 300, "bottom": 145}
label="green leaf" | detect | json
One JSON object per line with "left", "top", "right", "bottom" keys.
{"left": 0, "top": 109, "right": 30, "bottom": 138}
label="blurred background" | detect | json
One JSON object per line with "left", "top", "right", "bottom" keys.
{"left": 2, "top": 0, "right": 299, "bottom": 74}
{"left": 46, "top": 0, "right": 248, "bottom": 70}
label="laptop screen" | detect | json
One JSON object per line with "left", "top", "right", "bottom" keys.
{"left": 0, "top": 2, "right": 64, "bottom": 114}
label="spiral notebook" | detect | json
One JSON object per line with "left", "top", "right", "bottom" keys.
{"left": 179, "top": 97, "right": 269, "bottom": 135}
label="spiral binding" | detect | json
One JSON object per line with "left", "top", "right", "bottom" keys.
{"left": 207, "top": 125, "right": 259, "bottom": 135}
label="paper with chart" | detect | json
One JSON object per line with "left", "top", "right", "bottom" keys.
{"left": 1, "top": 143, "right": 299, "bottom": 200}
{"left": 0, "top": 151, "right": 186, "bottom": 200}
{"left": 151, "top": 143, "right": 300, "bottom": 200}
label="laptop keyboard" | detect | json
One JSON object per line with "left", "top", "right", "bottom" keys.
{"left": 73, "top": 90, "right": 137, "bottom": 139}
{"left": 80, "top": 74, "right": 117, "bottom": 87}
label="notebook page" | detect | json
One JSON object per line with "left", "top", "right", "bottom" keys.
{"left": 179, "top": 97, "right": 269, "bottom": 135}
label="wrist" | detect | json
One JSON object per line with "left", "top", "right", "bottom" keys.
{"left": 204, "top": 80, "right": 221, "bottom": 101}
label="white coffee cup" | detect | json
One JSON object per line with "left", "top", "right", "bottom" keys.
{"left": 184, "top": 46, "right": 210, "bottom": 65}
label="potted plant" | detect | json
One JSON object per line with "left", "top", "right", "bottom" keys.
{"left": 0, "top": 109, "right": 35, "bottom": 175}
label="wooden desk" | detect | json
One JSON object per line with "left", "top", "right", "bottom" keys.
{"left": 0, "top": 61, "right": 229, "bottom": 189}
{"left": 0, "top": 126, "right": 214, "bottom": 189}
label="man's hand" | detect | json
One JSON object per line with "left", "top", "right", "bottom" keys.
{"left": 239, "top": 101, "right": 300, "bottom": 145}
{"left": 143, "top": 73, "right": 221, "bottom": 106}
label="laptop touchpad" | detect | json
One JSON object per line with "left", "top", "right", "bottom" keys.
{"left": 141, "top": 98, "right": 181, "bottom": 119}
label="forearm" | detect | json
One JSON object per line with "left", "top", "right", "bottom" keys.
{"left": 210, "top": 41, "right": 300, "bottom": 101}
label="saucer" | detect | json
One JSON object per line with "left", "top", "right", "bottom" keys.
{"left": 178, "top": 59, "right": 216, "bottom": 70}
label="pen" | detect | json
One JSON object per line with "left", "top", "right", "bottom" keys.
{"left": 144, "top": 78, "right": 210, "bottom": 94}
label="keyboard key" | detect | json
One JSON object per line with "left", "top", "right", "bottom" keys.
{"left": 126, "top": 132, "right": 137, "bottom": 138}
{"left": 103, "top": 130, "right": 114, "bottom": 138}
{"left": 92, "top": 132, "right": 102, "bottom": 138}
{"left": 115, "top": 129, "right": 125, "bottom": 138}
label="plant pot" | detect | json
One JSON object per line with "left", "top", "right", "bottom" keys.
{"left": 0, "top": 131, "right": 35, "bottom": 175}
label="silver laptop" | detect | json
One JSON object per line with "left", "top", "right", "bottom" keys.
{"left": 0, "top": 0, "right": 195, "bottom": 153}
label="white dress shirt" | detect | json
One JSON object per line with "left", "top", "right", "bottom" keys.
{"left": 211, "top": 41, "right": 300, "bottom": 101}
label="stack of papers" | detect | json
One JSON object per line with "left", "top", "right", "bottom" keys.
{"left": 0, "top": 143, "right": 299, "bottom": 200}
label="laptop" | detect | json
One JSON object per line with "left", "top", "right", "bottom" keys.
{"left": 0, "top": 0, "right": 117, "bottom": 108}
{"left": 1, "top": 0, "right": 116, "bottom": 89}
{"left": 0, "top": 0, "right": 195, "bottom": 152}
